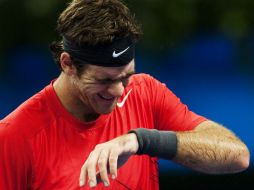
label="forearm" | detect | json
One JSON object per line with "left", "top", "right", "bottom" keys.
{"left": 129, "top": 120, "right": 249, "bottom": 174}
{"left": 173, "top": 120, "right": 250, "bottom": 174}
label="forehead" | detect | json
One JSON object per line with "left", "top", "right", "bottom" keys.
{"left": 84, "top": 59, "right": 135, "bottom": 79}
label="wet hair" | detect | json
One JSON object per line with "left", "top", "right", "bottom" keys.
{"left": 50, "top": 0, "right": 142, "bottom": 74}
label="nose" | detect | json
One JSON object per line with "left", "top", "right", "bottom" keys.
{"left": 107, "top": 81, "right": 125, "bottom": 97}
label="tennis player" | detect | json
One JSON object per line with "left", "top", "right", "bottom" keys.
{"left": 0, "top": 0, "right": 249, "bottom": 189}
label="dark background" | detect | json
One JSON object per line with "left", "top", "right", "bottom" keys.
{"left": 0, "top": 0, "right": 253, "bottom": 189}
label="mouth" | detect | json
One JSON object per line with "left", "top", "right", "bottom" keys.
{"left": 97, "top": 93, "right": 116, "bottom": 102}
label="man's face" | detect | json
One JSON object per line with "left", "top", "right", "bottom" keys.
{"left": 72, "top": 60, "right": 135, "bottom": 115}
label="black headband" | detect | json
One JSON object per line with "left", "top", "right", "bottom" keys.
{"left": 63, "top": 36, "right": 135, "bottom": 67}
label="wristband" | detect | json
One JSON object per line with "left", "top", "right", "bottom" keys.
{"left": 128, "top": 128, "right": 177, "bottom": 159}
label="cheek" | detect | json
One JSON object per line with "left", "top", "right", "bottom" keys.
{"left": 86, "top": 85, "right": 105, "bottom": 94}
{"left": 71, "top": 78, "right": 88, "bottom": 97}
{"left": 79, "top": 84, "right": 105, "bottom": 97}
{"left": 71, "top": 77, "right": 106, "bottom": 97}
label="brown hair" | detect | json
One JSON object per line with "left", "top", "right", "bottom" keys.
{"left": 50, "top": 0, "right": 142, "bottom": 74}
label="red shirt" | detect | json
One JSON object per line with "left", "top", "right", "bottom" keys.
{"left": 0, "top": 74, "right": 206, "bottom": 190}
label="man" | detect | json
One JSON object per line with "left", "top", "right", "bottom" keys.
{"left": 0, "top": 0, "right": 250, "bottom": 189}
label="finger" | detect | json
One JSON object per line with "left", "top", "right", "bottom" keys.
{"left": 109, "top": 149, "right": 119, "bottom": 179}
{"left": 86, "top": 151, "right": 100, "bottom": 188}
{"left": 97, "top": 150, "right": 110, "bottom": 187}
{"left": 79, "top": 164, "right": 87, "bottom": 187}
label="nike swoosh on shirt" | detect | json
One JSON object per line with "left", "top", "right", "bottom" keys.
{"left": 112, "top": 46, "right": 130, "bottom": 58}
{"left": 117, "top": 89, "right": 132, "bottom": 108}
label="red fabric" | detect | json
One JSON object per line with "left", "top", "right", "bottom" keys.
{"left": 0, "top": 74, "right": 206, "bottom": 190}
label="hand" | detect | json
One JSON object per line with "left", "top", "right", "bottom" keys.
{"left": 79, "top": 133, "right": 139, "bottom": 188}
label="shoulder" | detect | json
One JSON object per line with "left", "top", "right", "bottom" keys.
{"left": 129, "top": 73, "right": 164, "bottom": 89}
{"left": 0, "top": 121, "right": 33, "bottom": 184}
{"left": 120, "top": 73, "right": 167, "bottom": 108}
{"left": 130, "top": 73, "right": 156, "bottom": 83}
{"left": 0, "top": 85, "right": 51, "bottom": 138}
{"left": 127, "top": 73, "right": 167, "bottom": 96}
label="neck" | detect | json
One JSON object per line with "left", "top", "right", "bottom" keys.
{"left": 53, "top": 73, "right": 99, "bottom": 122}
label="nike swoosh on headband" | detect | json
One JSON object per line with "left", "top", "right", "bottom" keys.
{"left": 112, "top": 46, "right": 130, "bottom": 58}
{"left": 117, "top": 89, "right": 132, "bottom": 108}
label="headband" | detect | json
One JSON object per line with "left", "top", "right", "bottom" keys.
{"left": 63, "top": 36, "right": 135, "bottom": 67}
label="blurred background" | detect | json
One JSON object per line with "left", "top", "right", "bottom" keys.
{"left": 0, "top": 0, "right": 253, "bottom": 189}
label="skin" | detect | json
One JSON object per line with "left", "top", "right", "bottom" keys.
{"left": 79, "top": 133, "right": 139, "bottom": 187}
{"left": 54, "top": 52, "right": 250, "bottom": 188}
{"left": 79, "top": 121, "right": 250, "bottom": 188}
{"left": 53, "top": 52, "right": 135, "bottom": 122}
{"left": 173, "top": 120, "right": 250, "bottom": 174}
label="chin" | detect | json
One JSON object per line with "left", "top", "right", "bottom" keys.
{"left": 99, "top": 110, "right": 113, "bottom": 114}
{"left": 99, "top": 108, "right": 115, "bottom": 114}
{"left": 96, "top": 104, "right": 116, "bottom": 114}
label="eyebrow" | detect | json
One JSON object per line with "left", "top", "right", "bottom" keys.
{"left": 94, "top": 71, "right": 136, "bottom": 82}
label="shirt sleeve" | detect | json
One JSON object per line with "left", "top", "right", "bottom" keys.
{"left": 145, "top": 75, "right": 207, "bottom": 131}
{"left": 0, "top": 123, "right": 33, "bottom": 190}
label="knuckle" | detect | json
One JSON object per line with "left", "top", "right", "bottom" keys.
{"left": 95, "top": 144, "right": 103, "bottom": 150}
{"left": 109, "top": 157, "right": 117, "bottom": 164}
{"left": 88, "top": 151, "right": 95, "bottom": 159}
{"left": 87, "top": 167, "right": 95, "bottom": 175}
{"left": 86, "top": 163, "right": 95, "bottom": 171}
{"left": 98, "top": 160, "right": 106, "bottom": 168}
{"left": 109, "top": 163, "right": 116, "bottom": 170}
{"left": 99, "top": 167, "right": 107, "bottom": 174}
{"left": 81, "top": 164, "right": 87, "bottom": 171}
{"left": 85, "top": 158, "right": 92, "bottom": 166}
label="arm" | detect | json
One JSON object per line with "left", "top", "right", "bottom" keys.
{"left": 79, "top": 76, "right": 250, "bottom": 186}
{"left": 79, "top": 120, "right": 249, "bottom": 188}
{"left": 130, "top": 120, "right": 249, "bottom": 174}
{"left": 144, "top": 76, "right": 250, "bottom": 173}
{"left": 173, "top": 120, "right": 250, "bottom": 174}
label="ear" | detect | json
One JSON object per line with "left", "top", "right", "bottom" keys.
{"left": 60, "top": 52, "right": 77, "bottom": 75}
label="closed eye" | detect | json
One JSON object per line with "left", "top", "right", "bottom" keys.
{"left": 96, "top": 73, "right": 135, "bottom": 85}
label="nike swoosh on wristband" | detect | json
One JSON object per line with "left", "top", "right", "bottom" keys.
{"left": 117, "top": 89, "right": 132, "bottom": 108}
{"left": 112, "top": 46, "right": 130, "bottom": 58}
